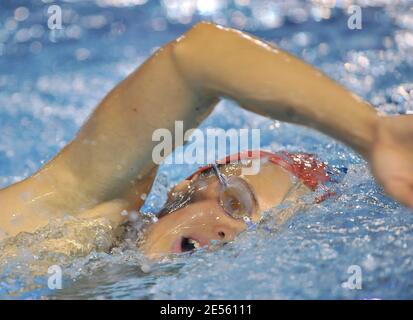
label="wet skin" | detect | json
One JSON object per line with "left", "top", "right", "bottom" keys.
{"left": 140, "top": 161, "right": 310, "bottom": 259}
{"left": 2, "top": 21, "right": 413, "bottom": 262}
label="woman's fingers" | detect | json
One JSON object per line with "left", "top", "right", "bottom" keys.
{"left": 381, "top": 178, "right": 413, "bottom": 209}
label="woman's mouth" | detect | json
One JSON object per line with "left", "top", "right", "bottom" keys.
{"left": 181, "top": 237, "right": 201, "bottom": 252}
{"left": 172, "top": 236, "right": 203, "bottom": 253}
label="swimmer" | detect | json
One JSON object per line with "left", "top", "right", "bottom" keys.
{"left": 1, "top": 22, "right": 413, "bottom": 259}
{"left": 139, "top": 150, "right": 331, "bottom": 258}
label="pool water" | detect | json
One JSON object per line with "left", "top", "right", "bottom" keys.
{"left": 1, "top": 0, "right": 413, "bottom": 299}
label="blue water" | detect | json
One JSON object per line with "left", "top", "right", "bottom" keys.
{"left": 1, "top": 0, "right": 413, "bottom": 299}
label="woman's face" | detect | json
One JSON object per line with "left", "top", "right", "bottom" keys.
{"left": 139, "top": 162, "right": 297, "bottom": 259}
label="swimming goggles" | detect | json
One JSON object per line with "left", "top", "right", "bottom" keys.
{"left": 211, "top": 163, "right": 257, "bottom": 229}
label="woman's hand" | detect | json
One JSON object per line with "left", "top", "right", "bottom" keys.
{"left": 370, "top": 115, "right": 413, "bottom": 209}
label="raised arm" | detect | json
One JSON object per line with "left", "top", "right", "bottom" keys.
{"left": 173, "top": 23, "right": 378, "bottom": 158}
{"left": 1, "top": 22, "right": 412, "bottom": 237}
{"left": 173, "top": 23, "right": 413, "bottom": 209}
{"left": 44, "top": 21, "right": 380, "bottom": 200}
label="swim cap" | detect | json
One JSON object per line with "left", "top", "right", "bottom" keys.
{"left": 186, "top": 150, "right": 330, "bottom": 191}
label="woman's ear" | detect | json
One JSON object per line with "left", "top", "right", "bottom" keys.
{"left": 167, "top": 179, "right": 192, "bottom": 200}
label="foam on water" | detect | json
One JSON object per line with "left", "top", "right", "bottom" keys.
{"left": 1, "top": 0, "right": 413, "bottom": 299}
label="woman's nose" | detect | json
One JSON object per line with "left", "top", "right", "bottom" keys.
{"left": 213, "top": 223, "right": 243, "bottom": 242}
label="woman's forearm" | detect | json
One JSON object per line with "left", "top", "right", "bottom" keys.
{"left": 173, "top": 22, "right": 379, "bottom": 159}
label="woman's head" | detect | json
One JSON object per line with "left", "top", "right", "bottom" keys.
{"left": 139, "top": 156, "right": 300, "bottom": 259}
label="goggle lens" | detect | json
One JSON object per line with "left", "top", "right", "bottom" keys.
{"left": 211, "top": 163, "right": 256, "bottom": 221}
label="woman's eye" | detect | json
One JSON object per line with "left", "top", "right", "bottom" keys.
{"left": 222, "top": 194, "right": 243, "bottom": 216}
{"left": 229, "top": 197, "right": 241, "bottom": 211}
{"left": 219, "top": 177, "right": 255, "bottom": 219}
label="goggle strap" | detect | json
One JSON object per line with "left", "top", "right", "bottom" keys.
{"left": 212, "top": 163, "right": 228, "bottom": 187}
{"left": 243, "top": 216, "right": 256, "bottom": 230}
